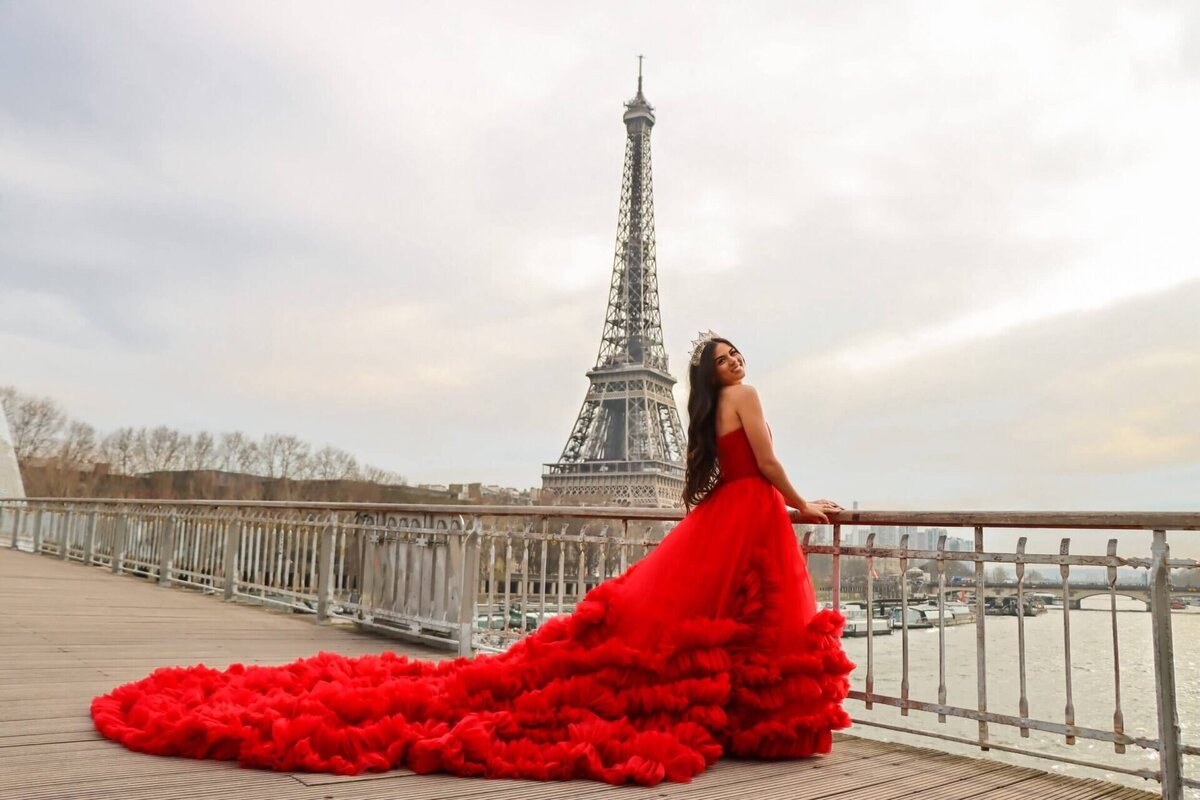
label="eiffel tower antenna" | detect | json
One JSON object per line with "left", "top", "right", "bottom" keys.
{"left": 542, "top": 61, "right": 686, "bottom": 507}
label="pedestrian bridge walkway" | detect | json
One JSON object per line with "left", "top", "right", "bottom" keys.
{"left": 0, "top": 548, "right": 1157, "bottom": 800}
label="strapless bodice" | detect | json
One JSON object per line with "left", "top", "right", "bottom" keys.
{"left": 717, "top": 426, "right": 763, "bottom": 482}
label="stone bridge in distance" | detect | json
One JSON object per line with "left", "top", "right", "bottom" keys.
{"left": 934, "top": 580, "right": 1200, "bottom": 609}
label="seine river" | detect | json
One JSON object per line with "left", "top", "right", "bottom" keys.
{"left": 837, "top": 599, "right": 1199, "bottom": 795}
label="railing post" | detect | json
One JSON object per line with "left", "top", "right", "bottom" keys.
{"left": 937, "top": 534, "right": 949, "bottom": 723}
{"left": 159, "top": 510, "right": 177, "bottom": 587}
{"left": 898, "top": 532, "right": 910, "bottom": 716}
{"left": 10, "top": 504, "right": 22, "bottom": 550}
{"left": 864, "top": 532, "right": 875, "bottom": 710}
{"left": 222, "top": 513, "right": 242, "bottom": 602}
{"left": 831, "top": 523, "right": 842, "bottom": 610}
{"left": 59, "top": 506, "right": 72, "bottom": 560}
{"left": 1015, "top": 537, "right": 1030, "bottom": 739}
{"left": 1105, "top": 538, "right": 1125, "bottom": 754}
{"left": 1149, "top": 529, "right": 1182, "bottom": 799}
{"left": 83, "top": 507, "right": 98, "bottom": 566}
{"left": 316, "top": 512, "right": 337, "bottom": 623}
{"left": 457, "top": 521, "right": 481, "bottom": 658}
{"left": 1060, "top": 538, "right": 1075, "bottom": 745}
{"left": 974, "top": 525, "right": 989, "bottom": 749}
{"left": 32, "top": 504, "right": 45, "bottom": 554}
{"left": 111, "top": 509, "right": 128, "bottom": 575}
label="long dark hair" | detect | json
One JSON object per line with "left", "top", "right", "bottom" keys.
{"left": 682, "top": 337, "right": 737, "bottom": 509}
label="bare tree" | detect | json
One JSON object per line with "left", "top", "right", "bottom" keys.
{"left": 311, "top": 445, "right": 360, "bottom": 481}
{"left": 186, "top": 432, "right": 218, "bottom": 471}
{"left": 361, "top": 464, "right": 406, "bottom": 486}
{"left": 258, "top": 433, "right": 310, "bottom": 479}
{"left": 239, "top": 442, "right": 261, "bottom": 473}
{"left": 3, "top": 390, "right": 66, "bottom": 459}
{"left": 360, "top": 464, "right": 391, "bottom": 484}
{"left": 217, "top": 432, "right": 258, "bottom": 473}
{"left": 135, "top": 426, "right": 189, "bottom": 472}
{"left": 3, "top": 385, "right": 417, "bottom": 500}
{"left": 100, "top": 427, "right": 137, "bottom": 474}
{"left": 58, "top": 421, "right": 97, "bottom": 466}
{"left": 292, "top": 451, "right": 316, "bottom": 481}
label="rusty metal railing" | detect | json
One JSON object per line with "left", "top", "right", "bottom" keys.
{"left": 804, "top": 514, "right": 1199, "bottom": 799}
{"left": 1, "top": 499, "right": 1196, "bottom": 797}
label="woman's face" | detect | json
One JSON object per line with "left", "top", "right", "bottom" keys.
{"left": 711, "top": 341, "right": 745, "bottom": 387}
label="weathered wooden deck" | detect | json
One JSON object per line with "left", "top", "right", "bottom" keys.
{"left": 0, "top": 548, "right": 1157, "bottom": 800}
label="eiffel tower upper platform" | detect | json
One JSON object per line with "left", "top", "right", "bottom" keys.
{"left": 542, "top": 63, "right": 686, "bottom": 507}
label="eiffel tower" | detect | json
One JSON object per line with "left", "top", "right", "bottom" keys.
{"left": 542, "top": 62, "right": 686, "bottom": 507}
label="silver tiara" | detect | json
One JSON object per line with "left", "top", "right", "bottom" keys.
{"left": 689, "top": 329, "right": 720, "bottom": 366}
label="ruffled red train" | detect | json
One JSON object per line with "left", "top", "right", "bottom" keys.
{"left": 91, "top": 428, "right": 854, "bottom": 786}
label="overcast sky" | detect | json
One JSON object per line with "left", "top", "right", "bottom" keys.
{"left": 2, "top": 2, "right": 1197, "bottom": 553}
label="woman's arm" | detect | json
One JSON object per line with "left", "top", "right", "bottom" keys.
{"left": 726, "top": 384, "right": 829, "bottom": 523}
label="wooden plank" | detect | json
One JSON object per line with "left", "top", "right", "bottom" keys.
{"left": 972, "top": 771, "right": 1148, "bottom": 799}
{"left": 1101, "top": 789, "right": 1164, "bottom": 800}
{"left": 292, "top": 733, "right": 916, "bottom": 788}
{"left": 0, "top": 718, "right": 96, "bottom": 737}
{"left": 887, "top": 763, "right": 1048, "bottom": 800}
{"left": 0, "top": 546, "right": 1160, "bottom": 800}
{"left": 806, "top": 757, "right": 1011, "bottom": 799}
{"left": 0, "top": 731, "right": 104, "bottom": 747}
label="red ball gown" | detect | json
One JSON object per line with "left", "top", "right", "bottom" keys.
{"left": 91, "top": 427, "right": 854, "bottom": 786}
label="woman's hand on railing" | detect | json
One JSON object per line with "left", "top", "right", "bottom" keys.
{"left": 796, "top": 508, "right": 828, "bottom": 524}
{"left": 795, "top": 503, "right": 829, "bottom": 524}
{"left": 794, "top": 499, "right": 842, "bottom": 525}
{"left": 812, "top": 499, "right": 843, "bottom": 514}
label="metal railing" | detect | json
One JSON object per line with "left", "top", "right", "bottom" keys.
{"left": 1, "top": 498, "right": 1196, "bottom": 798}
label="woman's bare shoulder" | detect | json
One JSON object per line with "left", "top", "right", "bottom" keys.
{"left": 722, "top": 383, "right": 759, "bottom": 405}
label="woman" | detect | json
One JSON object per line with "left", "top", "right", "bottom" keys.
{"left": 91, "top": 332, "right": 854, "bottom": 786}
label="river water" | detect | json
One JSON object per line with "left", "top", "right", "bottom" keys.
{"left": 837, "top": 599, "right": 1199, "bottom": 795}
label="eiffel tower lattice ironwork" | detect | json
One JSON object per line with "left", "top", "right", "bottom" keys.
{"left": 542, "top": 64, "right": 686, "bottom": 507}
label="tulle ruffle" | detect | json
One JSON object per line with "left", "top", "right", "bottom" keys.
{"left": 92, "top": 608, "right": 850, "bottom": 785}
{"left": 92, "top": 459, "right": 854, "bottom": 786}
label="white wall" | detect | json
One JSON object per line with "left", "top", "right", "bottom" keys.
{"left": 0, "top": 408, "right": 25, "bottom": 499}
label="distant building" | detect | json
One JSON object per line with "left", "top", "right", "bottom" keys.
{"left": 946, "top": 535, "right": 971, "bottom": 552}
{"left": 910, "top": 528, "right": 932, "bottom": 551}
{"left": 871, "top": 525, "right": 899, "bottom": 547}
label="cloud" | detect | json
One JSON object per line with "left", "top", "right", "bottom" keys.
{"left": 1032, "top": 350, "right": 1200, "bottom": 473}
{"left": 1077, "top": 421, "right": 1198, "bottom": 470}
{"left": 763, "top": 280, "right": 1200, "bottom": 513}
{"left": 1, "top": 0, "right": 1197, "bottom": 533}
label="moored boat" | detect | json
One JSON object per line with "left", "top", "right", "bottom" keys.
{"left": 840, "top": 603, "right": 893, "bottom": 637}
{"left": 944, "top": 602, "right": 976, "bottom": 624}
{"left": 985, "top": 595, "right": 1046, "bottom": 616}
{"left": 890, "top": 602, "right": 977, "bottom": 629}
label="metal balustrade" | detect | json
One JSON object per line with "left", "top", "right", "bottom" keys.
{"left": 1, "top": 498, "right": 1196, "bottom": 798}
